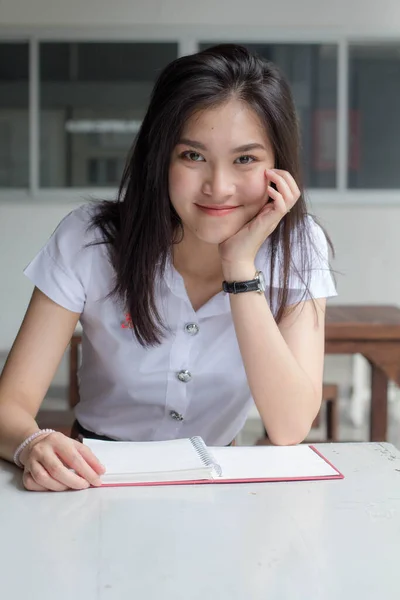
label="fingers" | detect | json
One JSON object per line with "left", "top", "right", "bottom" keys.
{"left": 23, "top": 470, "right": 48, "bottom": 491}
{"left": 267, "top": 185, "right": 288, "bottom": 216}
{"left": 29, "top": 448, "right": 91, "bottom": 490}
{"left": 269, "top": 169, "right": 300, "bottom": 199}
{"left": 266, "top": 169, "right": 293, "bottom": 200}
{"left": 77, "top": 443, "right": 106, "bottom": 477}
{"left": 266, "top": 169, "right": 300, "bottom": 213}
{"left": 23, "top": 432, "right": 104, "bottom": 492}
{"left": 57, "top": 443, "right": 104, "bottom": 487}
{"left": 24, "top": 464, "right": 70, "bottom": 492}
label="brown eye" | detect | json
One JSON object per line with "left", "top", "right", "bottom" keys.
{"left": 181, "top": 151, "right": 205, "bottom": 162}
{"left": 235, "top": 155, "right": 256, "bottom": 165}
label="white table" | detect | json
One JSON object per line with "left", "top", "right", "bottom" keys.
{"left": 1, "top": 442, "right": 400, "bottom": 600}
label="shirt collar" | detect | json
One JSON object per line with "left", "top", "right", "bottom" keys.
{"left": 161, "top": 244, "right": 270, "bottom": 318}
{"left": 162, "top": 254, "right": 231, "bottom": 318}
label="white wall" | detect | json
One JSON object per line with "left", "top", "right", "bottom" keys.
{"left": 313, "top": 203, "right": 400, "bottom": 305}
{"left": 0, "top": 0, "right": 400, "bottom": 32}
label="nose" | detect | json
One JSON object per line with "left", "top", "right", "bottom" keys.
{"left": 201, "top": 167, "right": 236, "bottom": 201}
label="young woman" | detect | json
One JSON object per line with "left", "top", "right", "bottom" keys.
{"left": 0, "top": 44, "right": 336, "bottom": 491}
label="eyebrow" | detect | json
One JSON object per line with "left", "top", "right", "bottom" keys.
{"left": 178, "top": 138, "right": 267, "bottom": 153}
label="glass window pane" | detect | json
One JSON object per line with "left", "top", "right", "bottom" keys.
{"left": 0, "top": 42, "right": 29, "bottom": 187}
{"left": 39, "top": 42, "right": 178, "bottom": 187}
{"left": 349, "top": 44, "right": 400, "bottom": 188}
{"left": 200, "top": 43, "right": 338, "bottom": 189}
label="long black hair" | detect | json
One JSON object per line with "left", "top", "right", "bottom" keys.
{"left": 91, "top": 44, "right": 332, "bottom": 346}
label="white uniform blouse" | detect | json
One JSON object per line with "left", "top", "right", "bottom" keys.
{"left": 24, "top": 204, "right": 336, "bottom": 445}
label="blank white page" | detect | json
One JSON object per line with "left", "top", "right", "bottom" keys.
{"left": 211, "top": 445, "right": 340, "bottom": 480}
{"left": 84, "top": 438, "right": 208, "bottom": 475}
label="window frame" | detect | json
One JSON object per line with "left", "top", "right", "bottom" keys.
{"left": 0, "top": 25, "right": 399, "bottom": 205}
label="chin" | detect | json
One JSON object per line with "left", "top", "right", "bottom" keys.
{"left": 198, "top": 236, "right": 228, "bottom": 246}
{"left": 193, "top": 229, "right": 235, "bottom": 245}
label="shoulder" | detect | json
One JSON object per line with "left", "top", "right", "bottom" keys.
{"left": 258, "top": 214, "right": 336, "bottom": 302}
{"left": 289, "top": 214, "right": 329, "bottom": 247}
{"left": 50, "top": 202, "right": 104, "bottom": 250}
{"left": 260, "top": 214, "right": 331, "bottom": 267}
{"left": 290, "top": 214, "right": 331, "bottom": 267}
{"left": 41, "top": 202, "right": 111, "bottom": 272}
{"left": 303, "top": 214, "right": 330, "bottom": 251}
{"left": 23, "top": 202, "right": 110, "bottom": 313}
{"left": 288, "top": 214, "right": 336, "bottom": 298}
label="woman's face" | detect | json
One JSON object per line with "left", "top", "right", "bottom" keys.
{"left": 169, "top": 98, "right": 275, "bottom": 246}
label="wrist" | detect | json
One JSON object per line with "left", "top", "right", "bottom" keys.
{"left": 15, "top": 429, "right": 56, "bottom": 468}
{"left": 221, "top": 262, "right": 256, "bottom": 282}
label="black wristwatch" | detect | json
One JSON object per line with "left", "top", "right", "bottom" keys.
{"left": 222, "top": 270, "right": 266, "bottom": 294}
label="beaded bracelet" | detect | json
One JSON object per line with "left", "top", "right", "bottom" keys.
{"left": 13, "top": 429, "right": 56, "bottom": 468}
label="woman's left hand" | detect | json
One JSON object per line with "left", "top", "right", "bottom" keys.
{"left": 219, "top": 168, "right": 300, "bottom": 267}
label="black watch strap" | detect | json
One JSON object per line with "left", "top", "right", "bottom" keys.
{"left": 222, "top": 271, "right": 265, "bottom": 294}
{"left": 223, "top": 279, "right": 260, "bottom": 294}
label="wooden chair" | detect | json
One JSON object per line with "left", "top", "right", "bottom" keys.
{"left": 311, "top": 383, "right": 339, "bottom": 442}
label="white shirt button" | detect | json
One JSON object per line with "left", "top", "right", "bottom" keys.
{"left": 170, "top": 410, "right": 184, "bottom": 421}
{"left": 177, "top": 370, "right": 192, "bottom": 383}
{"left": 184, "top": 323, "right": 199, "bottom": 336}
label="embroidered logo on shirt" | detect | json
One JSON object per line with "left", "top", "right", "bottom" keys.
{"left": 121, "top": 313, "right": 134, "bottom": 329}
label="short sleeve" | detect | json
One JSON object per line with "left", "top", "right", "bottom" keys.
{"left": 262, "top": 216, "right": 337, "bottom": 309}
{"left": 302, "top": 218, "right": 337, "bottom": 300}
{"left": 23, "top": 204, "right": 96, "bottom": 313}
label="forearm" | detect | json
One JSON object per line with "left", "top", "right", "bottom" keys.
{"left": 0, "top": 402, "right": 40, "bottom": 463}
{"left": 224, "top": 264, "right": 320, "bottom": 445}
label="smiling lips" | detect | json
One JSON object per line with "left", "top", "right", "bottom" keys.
{"left": 195, "top": 204, "right": 240, "bottom": 216}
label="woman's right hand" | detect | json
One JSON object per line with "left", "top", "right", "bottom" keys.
{"left": 20, "top": 432, "right": 106, "bottom": 492}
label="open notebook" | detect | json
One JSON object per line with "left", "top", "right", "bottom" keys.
{"left": 83, "top": 436, "right": 343, "bottom": 487}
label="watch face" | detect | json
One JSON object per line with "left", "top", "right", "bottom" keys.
{"left": 257, "top": 271, "right": 266, "bottom": 292}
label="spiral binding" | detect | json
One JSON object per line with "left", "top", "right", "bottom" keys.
{"left": 190, "top": 436, "right": 222, "bottom": 477}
